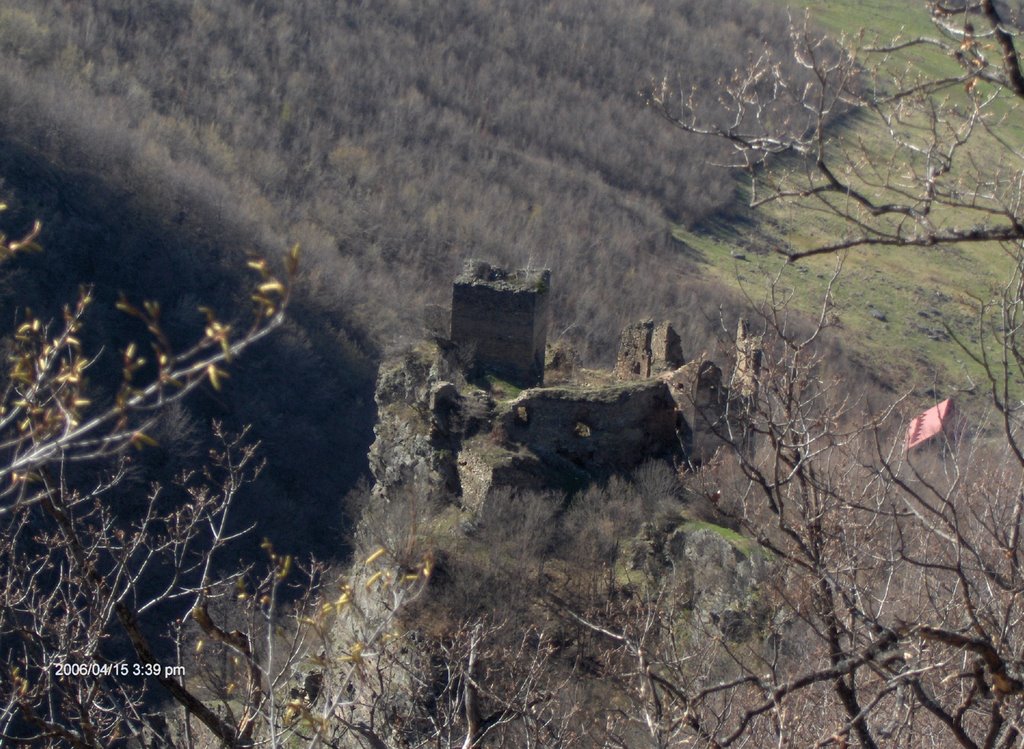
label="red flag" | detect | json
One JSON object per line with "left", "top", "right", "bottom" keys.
{"left": 906, "top": 399, "right": 955, "bottom": 451}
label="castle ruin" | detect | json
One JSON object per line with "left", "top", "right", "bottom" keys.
{"left": 733, "top": 319, "right": 763, "bottom": 401}
{"left": 665, "top": 356, "right": 728, "bottom": 464}
{"left": 450, "top": 259, "right": 551, "bottom": 388}
{"left": 368, "top": 262, "right": 766, "bottom": 508}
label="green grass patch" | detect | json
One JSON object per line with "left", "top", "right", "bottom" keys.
{"left": 481, "top": 374, "right": 524, "bottom": 401}
{"left": 681, "top": 521, "right": 756, "bottom": 557}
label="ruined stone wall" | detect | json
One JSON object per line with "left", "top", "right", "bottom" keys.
{"left": 651, "top": 322, "right": 684, "bottom": 373}
{"left": 733, "top": 319, "right": 762, "bottom": 400}
{"left": 500, "top": 380, "right": 682, "bottom": 475}
{"left": 615, "top": 320, "right": 654, "bottom": 380}
{"left": 450, "top": 260, "right": 550, "bottom": 387}
{"left": 613, "top": 318, "right": 755, "bottom": 466}
{"left": 666, "top": 357, "right": 728, "bottom": 465}
{"left": 615, "top": 320, "right": 685, "bottom": 380}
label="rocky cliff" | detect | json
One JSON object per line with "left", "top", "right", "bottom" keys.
{"left": 367, "top": 341, "right": 468, "bottom": 504}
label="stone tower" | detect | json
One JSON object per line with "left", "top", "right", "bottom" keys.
{"left": 450, "top": 260, "right": 551, "bottom": 387}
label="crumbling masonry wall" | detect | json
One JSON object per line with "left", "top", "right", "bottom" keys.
{"left": 615, "top": 320, "right": 685, "bottom": 380}
{"left": 666, "top": 357, "right": 729, "bottom": 464}
{"left": 615, "top": 318, "right": 757, "bottom": 466}
{"left": 451, "top": 260, "right": 550, "bottom": 387}
{"left": 500, "top": 380, "right": 682, "bottom": 475}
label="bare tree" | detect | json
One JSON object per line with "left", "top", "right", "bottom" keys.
{"left": 0, "top": 211, "right": 568, "bottom": 748}
{"left": 0, "top": 213, "right": 326, "bottom": 747}
{"left": 543, "top": 279, "right": 1024, "bottom": 745}
{"left": 22, "top": 2, "right": 1024, "bottom": 744}
{"left": 649, "top": 1, "right": 1024, "bottom": 262}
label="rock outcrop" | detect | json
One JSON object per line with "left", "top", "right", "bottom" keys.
{"left": 627, "top": 514, "right": 770, "bottom": 643}
{"left": 368, "top": 341, "right": 470, "bottom": 503}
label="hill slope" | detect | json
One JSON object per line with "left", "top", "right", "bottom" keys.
{"left": 0, "top": 0, "right": 806, "bottom": 362}
{"left": 0, "top": 0, "right": 824, "bottom": 552}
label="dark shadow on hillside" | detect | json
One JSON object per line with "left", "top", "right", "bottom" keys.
{"left": 0, "top": 136, "right": 377, "bottom": 562}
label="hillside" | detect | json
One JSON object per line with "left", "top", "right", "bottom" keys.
{"left": 8, "top": 1, "right": 1024, "bottom": 746}
{"left": 673, "top": 0, "right": 1024, "bottom": 399}
{"left": 0, "top": 135, "right": 378, "bottom": 557}
{"left": 1, "top": 0, "right": 1012, "bottom": 418}
{"left": 0, "top": 0, "right": 1010, "bottom": 549}
{"left": 0, "top": 0, "right": 811, "bottom": 363}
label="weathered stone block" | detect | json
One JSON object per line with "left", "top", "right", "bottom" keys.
{"left": 666, "top": 356, "right": 728, "bottom": 465}
{"left": 615, "top": 320, "right": 654, "bottom": 380}
{"left": 733, "top": 318, "right": 762, "bottom": 400}
{"left": 651, "top": 321, "right": 685, "bottom": 373}
{"left": 616, "top": 320, "right": 684, "bottom": 380}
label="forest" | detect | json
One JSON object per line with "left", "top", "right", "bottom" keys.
{"left": 0, "top": 0, "right": 805, "bottom": 351}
